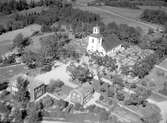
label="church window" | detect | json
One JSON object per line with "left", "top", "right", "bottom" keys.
{"left": 92, "top": 39, "right": 94, "bottom": 43}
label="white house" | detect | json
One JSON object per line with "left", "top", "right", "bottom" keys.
{"left": 87, "top": 26, "right": 124, "bottom": 56}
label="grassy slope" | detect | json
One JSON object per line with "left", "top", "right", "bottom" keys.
{"left": 0, "top": 24, "right": 41, "bottom": 55}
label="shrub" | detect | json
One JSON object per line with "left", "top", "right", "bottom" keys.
{"left": 141, "top": 9, "right": 167, "bottom": 25}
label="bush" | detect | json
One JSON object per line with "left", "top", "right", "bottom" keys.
{"left": 41, "top": 24, "right": 52, "bottom": 32}
{"left": 141, "top": 9, "right": 167, "bottom": 25}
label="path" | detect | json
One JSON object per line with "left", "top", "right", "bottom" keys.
{"left": 0, "top": 63, "right": 24, "bottom": 69}
{"left": 155, "top": 65, "right": 167, "bottom": 73}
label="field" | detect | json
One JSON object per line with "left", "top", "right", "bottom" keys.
{"left": 0, "top": 40, "right": 12, "bottom": 56}
{"left": 0, "top": 64, "right": 27, "bottom": 82}
{"left": 75, "top": 5, "right": 161, "bottom": 33}
{"left": 139, "top": 6, "right": 167, "bottom": 13}
{"left": 0, "top": 24, "right": 41, "bottom": 55}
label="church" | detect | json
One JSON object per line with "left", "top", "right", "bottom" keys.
{"left": 87, "top": 26, "right": 124, "bottom": 56}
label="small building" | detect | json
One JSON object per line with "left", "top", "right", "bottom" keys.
{"left": 69, "top": 83, "right": 94, "bottom": 105}
{"left": 87, "top": 26, "right": 124, "bottom": 56}
{"left": 9, "top": 74, "right": 46, "bottom": 102}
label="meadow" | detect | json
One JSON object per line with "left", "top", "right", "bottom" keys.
{"left": 0, "top": 24, "right": 41, "bottom": 55}
{"left": 76, "top": 5, "right": 161, "bottom": 33}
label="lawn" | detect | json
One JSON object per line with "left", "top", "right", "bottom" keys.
{"left": 0, "top": 64, "right": 27, "bottom": 82}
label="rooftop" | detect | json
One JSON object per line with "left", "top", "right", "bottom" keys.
{"left": 102, "top": 33, "right": 122, "bottom": 52}
{"left": 74, "top": 83, "right": 93, "bottom": 98}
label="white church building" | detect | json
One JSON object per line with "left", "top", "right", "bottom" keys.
{"left": 87, "top": 26, "right": 124, "bottom": 56}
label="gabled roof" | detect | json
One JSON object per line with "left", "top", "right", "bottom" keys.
{"left": 74, "top": 83, "right": 93, "bottom": 98}
{"left": 102, "top": 33, "right": 122, "bottom": 52}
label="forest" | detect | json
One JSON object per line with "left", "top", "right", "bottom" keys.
{"left": 0, "top": 2, "right": 101, "bottom": 35}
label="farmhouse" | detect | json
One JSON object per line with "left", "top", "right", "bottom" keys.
{"left": 9, "top": 74, "right": 46, "bottom": 101}
{"left": 87, "top": 26, "right": 124, "bottom": 56}
{"left": 69, "top": 83, "right": 94, "bottom": 105}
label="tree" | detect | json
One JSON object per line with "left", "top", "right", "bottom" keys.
{"left": 140, "top": 9, "right": 167, "bottom": 25}
{"left": 11, "top": 108, "right": 24, "bottom": 123}
{"left": 13, "top": 33, "right": 30, "bottom": 49}
{"left": 70, "top": 65, "right": 93, "bottom": 83}
{"left": 159, "top": 81, "right": 167, "bottom": 96}
{"left": 46, "top": 79, "right": 64, "bottom": 93}
{"left": 116, "top": 91, "right": 125, "bottom": 101}
{"left": 0, "top": 24, "right": 5, "bottom": 34}
{"left": 26, "top": 102, "right": 43, "bottom": 123}
{"left": 98, "top": 110, "right": 109, "bottom": 122}
{"left": 74, "top": 103, "right": 84, "bottom": 111}
{"left": 14, "top": 76, "right": 30, "bottom": 106}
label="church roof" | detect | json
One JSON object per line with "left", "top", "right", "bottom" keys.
{"left": 102, "top": 33, "right": 122, "bottom": 52}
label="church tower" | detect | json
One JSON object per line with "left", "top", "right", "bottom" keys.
{"left": 87, "top": 26, "right": 106, "bottom": 55}
{"left": 93, "top": 26, "right": 100, "bottom": 34}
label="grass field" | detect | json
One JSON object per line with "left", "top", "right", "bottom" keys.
{"left": 99, "top": 6, "right": 142, "bottom": 19}
{"left": 75, "top": 5, "right": 161, "bottom": 33}
{"left": 0, "top": 24, "right": 41, "bottom": 55}
{"left": 0, "top": 40, "right": 12, "bottom": 55}
{"left": 0, "top": 64, "right": 27, "bottom": 82}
